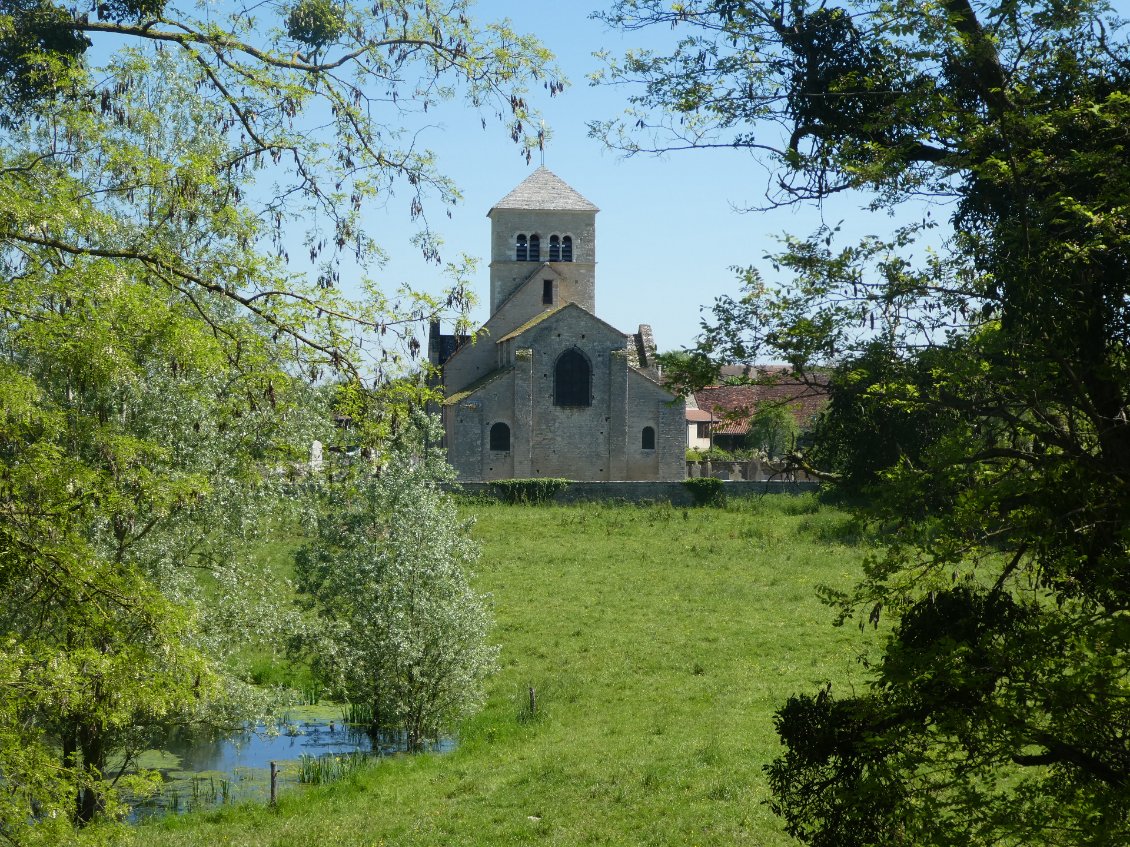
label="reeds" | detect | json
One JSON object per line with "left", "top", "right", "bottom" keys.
{"left": 296, "top": 752, "right": 373, "bottom": 785}
{"left": 341, "top": 702, "right": 374, "bottom": 726}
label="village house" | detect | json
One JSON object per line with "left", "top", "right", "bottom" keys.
{"left": 687, "top": 366, "right": 829, "bottom": 456}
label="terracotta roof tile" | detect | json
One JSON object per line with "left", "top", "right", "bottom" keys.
{"left": 693, "top": 373, "right": 829, "bottom": 431}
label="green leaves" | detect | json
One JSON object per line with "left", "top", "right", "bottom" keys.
{"left": 0, "top": 0, "right": 558, "bottom": 836}
{"left": 598, "top": 2, "right": 1130, "bottom": 844}
{"left": 294, "top": 438, "right": 497, "bottom": 751}
{"left": 0, "top": 1, "right": 90, "bottom": 113}
{"left": 286, "top": 0, "right": 346, "bottom": 49}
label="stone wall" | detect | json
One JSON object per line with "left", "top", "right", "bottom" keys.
{"left": 685, "top": 459, "right": 818, "bottom": 483}
{"left": 450, "top": 479, "right": 821, "bottom": 505}
{"left": 488, "top": 207, "right": 596, "bottom": 311}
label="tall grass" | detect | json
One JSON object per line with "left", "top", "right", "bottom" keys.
{"left": 296, "top": 753, "right": 373, "bottom": 785}
{"left": 340, "top": 702, "right": 373, "bottom": 726}
{"left": 120, "top": 495, "right": 877, "bottom": 847}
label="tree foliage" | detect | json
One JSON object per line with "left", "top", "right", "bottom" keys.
{"left": 744, "top": 401, "right": 800, "bottom": 459}
{"left": 294, "top": 422, "right": 496, "bottom": 753}
{"left": 0, "top": 0, "right": 554, "bottom": 835}
{"left": 805, "top": 340, "right": 965, "bottom": 495}
{"left": 598, "top": 1, "right": 1130, "bottom": 843}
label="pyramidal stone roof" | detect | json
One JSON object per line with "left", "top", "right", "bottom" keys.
{"left": 490, "top": 166, "right": 599, "bottom": 213}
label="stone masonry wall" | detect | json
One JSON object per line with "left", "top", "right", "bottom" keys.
{"left": 523, "top": 310, "right": 626, "bottom": 479}
{"left": 488, "top": 208, "right": 596, "bottom": 311}
{"left": 624, "top": 368, "right": 685, "bottom": 481}
{"left": 447, "top": 368, "right": 513, "bottom": 481}
{"left": 450, "top": 480, "right": 822, "bottom": 505}
{"left": 447, "top": 309, "right": 685, "bottom": 482}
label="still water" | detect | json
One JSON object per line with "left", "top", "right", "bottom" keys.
{"left": 126, "top": 710, "right": 453, "bottom": 820}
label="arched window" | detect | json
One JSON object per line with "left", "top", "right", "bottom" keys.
{"left": 489, "top": 422, "right": 511, "bottom": 452}
{"left": 549, "top": 234, "right": 561, "bottom": 261}
{"left": 515, "top": 234, "right": 528, "bottom": 262}
{"left": 642, "top": 426, "right": 656, "bottom": 450}
{"left": 561, "top": 235, "right": 573, "bottom": 262}
{"left": 554, "top": 349, "right": 591, "bottom": 407}
{"left": 528, "top": 234, "right": 541, "bottom": 262}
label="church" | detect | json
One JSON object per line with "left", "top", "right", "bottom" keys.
{"left": 429, "top": 167, "right": 686, "bottom": 482}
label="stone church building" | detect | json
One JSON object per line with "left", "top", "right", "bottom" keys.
{"left": 429, "top": 167, "right": 685, "bottom": 481}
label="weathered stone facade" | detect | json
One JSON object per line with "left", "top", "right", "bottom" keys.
{"left": 431, "top": 167, "right": 685, "bottom": 482}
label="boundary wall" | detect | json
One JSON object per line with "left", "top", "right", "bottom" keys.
{"left": 448, "top": 480, "right": 820, "bottom": 505}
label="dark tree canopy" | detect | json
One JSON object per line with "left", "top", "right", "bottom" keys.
{"left": 598, "top": 1, "right": 1130, "bottom": 844}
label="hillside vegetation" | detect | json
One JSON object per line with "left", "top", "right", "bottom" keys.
{"left": 118, "top": 495, "right": 873, "bottom": 847}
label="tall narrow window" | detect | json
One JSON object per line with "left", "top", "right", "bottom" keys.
{"left": 553, "top": 347, "right": 592, "bottom": 408}
{"left": 542, "top": 279, "right": 553, "bottom": 305}
{"left": 528, "top": 234, "right": 540, "bottom": 262}
{"left": 516, "top": 234, "right": 528, "bottom": 261}
{"left": 489, "top": 422, "right": 511, "bottom": 452}
{"left": 554, "top": 349, "right": 591, "bottom": 407}
{"left": 561, "top": 235, "right": 573, "bottom": 262}
{"left": 642, "top": 427, "right": 656, "bottom": 450}
{"left": 549, "top": 234, "right": 561, "bottom": 261}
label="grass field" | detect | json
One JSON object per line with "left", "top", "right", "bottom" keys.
{"left": 114, "top": 494, "right": 877, "bottom": 847}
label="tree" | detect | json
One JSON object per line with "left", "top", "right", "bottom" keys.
{"left": 293, "top": 417, "right": 497, "bottom": 753}
{"left": 804, "top": 340, "right": 966, "bottom": 495}
{"left": 745, "top": 402, "right": 799, "bottom": 460}
{"left": 0, "top": 0, "right": 554, "bottom": 834}
{"left": 597, "top": 1, "right": 1130, "bottom": 844}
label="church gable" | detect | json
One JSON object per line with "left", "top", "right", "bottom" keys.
{"left": 495, "top": 304, "right": 566, "bottom": 345}
{"left": 440, "top": 168, "right": 686, "bottom": 482}
{"left": 497, "top": 302, "right": 625, "bottom": 351}
{"left": 440, "top": 273, "right": 566, "bottom": 394}
{"left": 490, "top": 262, "right": 568, "bottom": 325}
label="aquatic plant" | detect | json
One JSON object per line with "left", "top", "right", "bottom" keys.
{"left": 341, "top": 702, "right": 374, "bottom": 727}
{"left": 296, "top": 752, "right": 373, "bottom": 785}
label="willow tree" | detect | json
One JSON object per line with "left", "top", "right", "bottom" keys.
{"left": 0, "top": 0, "right": 556, "bottom": 835}
{"left": 294, "top": 414, "right": 496, "bottom": 754}
{"left": 597, "top": 2, "right": 1130, "bottom": 844}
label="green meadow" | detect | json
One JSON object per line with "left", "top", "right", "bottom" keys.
{"left": 115, "top": 495, "right": 878, "bottom": 847}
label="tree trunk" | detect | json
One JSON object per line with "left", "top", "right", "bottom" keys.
{"left": 74, "top": 721, "right": 106, "bottom": 825}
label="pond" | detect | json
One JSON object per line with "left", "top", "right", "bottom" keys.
{"left": 124, "top": 706, "right": 453, "bottom": 820}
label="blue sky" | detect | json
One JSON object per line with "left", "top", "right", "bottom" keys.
{"left": 364, "top": 1, "right": 1129, "bottom": 355}
{"left": 369, "top": 1, "right": 903, "bottom": 354}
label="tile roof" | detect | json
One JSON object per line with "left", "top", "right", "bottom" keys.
{"left": 433, "top": 333, "right": 469, "bottom": 367}
{"left": 443, "top": 367, "right": 512, "bottom": 406}
{"left": 495, "top": 306, "right": 565, "bottom": 343}
{"left": 490, "top": 166, "right": 599, "bottom": 212}
{"left": 693, "top": 373, "right": 830, "bottom": 431}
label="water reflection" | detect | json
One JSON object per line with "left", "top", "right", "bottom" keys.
{"left": 161, "top": 719, "right": 374, "bottom": 773}
{"left": 126, "top": 714, "right": 453, "bottom": 821}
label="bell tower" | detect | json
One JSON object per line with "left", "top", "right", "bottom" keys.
{"left": 486, "top": 166, "right": 598, "bottom": 315}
